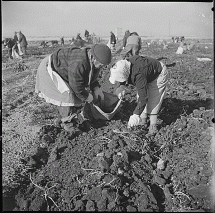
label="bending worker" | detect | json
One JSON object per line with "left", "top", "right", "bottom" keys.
{"left": 119, "top": 32, "right": 142, "bottom": 60}
{"left": 109, "top": 55, "right": 169, "bottom": 135}
{"left": 35, "top": 44, "right": 112, "bottom": 131}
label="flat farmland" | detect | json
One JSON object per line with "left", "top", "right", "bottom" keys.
{"left": 2, "top": 38, "right": 214, "bottom": 211}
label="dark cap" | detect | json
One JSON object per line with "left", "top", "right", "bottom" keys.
{"left": 91, "top": 44, "right": 112, "bottom": 65}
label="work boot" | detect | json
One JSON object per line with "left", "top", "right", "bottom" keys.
{"left": 148, "top": 124, "right": 158, "bottom": 135}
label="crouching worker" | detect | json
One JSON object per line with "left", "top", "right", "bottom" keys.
{"left": 119, "top": 32, "right": 142, "bottom": 60}
{"left": 35, "top": 44, "right": 112, "bottom": 131}
{"left": 109, "top": 55, "right": 169, "bottom": 135}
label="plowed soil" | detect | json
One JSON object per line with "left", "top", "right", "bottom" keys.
{"left": 2, "top": 39, "right": 214, "bottom": 212}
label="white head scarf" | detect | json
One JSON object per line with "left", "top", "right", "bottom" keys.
{"left": 109, "top": 60, "right": 131, "bottom": 84}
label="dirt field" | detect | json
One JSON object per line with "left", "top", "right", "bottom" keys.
{"left": 2, "top": 39, "right": 214, "bottom": 212}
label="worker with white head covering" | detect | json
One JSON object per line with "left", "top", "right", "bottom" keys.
{"left": 109, "top": 55, "right": 169, "bottom": 135}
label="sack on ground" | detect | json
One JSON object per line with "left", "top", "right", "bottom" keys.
{"left": 83, "top": 92, "right": 122, "bottom": 120}
{"left": 176, "top": 46, "right": 183, "bottom": 54}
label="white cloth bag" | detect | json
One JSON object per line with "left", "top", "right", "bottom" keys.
{"left": 176, "top": 46, "right": 183, "bottom": 54}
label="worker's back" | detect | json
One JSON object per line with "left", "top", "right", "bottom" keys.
{"left": 126, "top": 34, "right": 141, "bottom": 46}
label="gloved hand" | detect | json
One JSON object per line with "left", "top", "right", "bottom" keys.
{"left": 115, "top": 86, "right": 126, "bottom": 99}
{"left": 86, "top": 93, "right": 93, "bottom": 103}
{"left": 93, "top": 86, "right": 104, "bottom": 101}
{"left": 127, "top": 114, "right": 140, "bottom": 128}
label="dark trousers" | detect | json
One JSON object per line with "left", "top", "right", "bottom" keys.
{"left": 8, "top": 48, "right": 13, "bottom": 59}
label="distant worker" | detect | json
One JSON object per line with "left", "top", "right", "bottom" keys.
{"left": 85, "top": 30, "right": 89, "bottom": 38}
{"left": 92, "top": 33, "right": 97, "bottom": 44}
{"left": 76, "top": 33, "right": 82, "bottom": 40}
{"left": 3, "top": 38, "right": 21, "bottom": 60}
{"left": 97, "top": 37, "right": 100, "bottom": 43}
{"left": 17, "top": 31, "right": 28, "bottom": 56}
{"left": 13, "top": 31, "right": 20, "bottom": 55}
{"left": 61, "top": 37, "right": 64, "bottom": 46}
{"left": 35, "top": 44, "right": 112, "bottom": 132}
{"left": 14, "top": 31, "right": 18, "bottom": 44}
{"left": 119, "top": 32, "right": 141, "bottom": 60}
{"left": 180, "top": 36, "right": 185, "bottom": 42}
{"left": 85, "top": 30, "right": 90, "bottom": 42}
{"left": 40, "top": 41, "right": 48, "bottom": 48}
{"left": 122, "top": 30, "right": 130, "bottom": 49}
{"left": 174, "top": 37, "right": 179, "bottom": 43}
{"left": 110, "top": 31, "right": 116, "bottom": 51}
{"left": 172, "top": 37, "right": 175, "bottom": 43}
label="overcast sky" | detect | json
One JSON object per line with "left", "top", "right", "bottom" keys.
{"left": 2, "top": 1, "right": 213, "bottom": 38}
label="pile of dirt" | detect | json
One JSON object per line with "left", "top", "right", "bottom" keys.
{"left": 11, "top": 108, "right": 214, "bottom": 211}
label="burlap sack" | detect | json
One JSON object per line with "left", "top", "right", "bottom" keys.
{"left": 83, "top": 92, "right": 122, "bottom": 120}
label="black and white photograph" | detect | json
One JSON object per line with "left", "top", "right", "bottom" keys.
{"left": 2, "top": 1, "right": 214, "bottom": 211}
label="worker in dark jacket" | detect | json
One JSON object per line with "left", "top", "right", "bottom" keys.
{"left": 85, "top": 30, "right": 89, "bottom": 38}
{"left": 3, "top": 38, "right": 21, "bottom": 59}
{"left": 122, "top": 30, "right": 130, "bottom": 48}
{"left": 35, "top": 44, "right": 112, "bottom": 131}
{"left": 84, "top": 30, "right": 90, "bottom": 42}
{"left": 60, "top": 37, "right": 64, "bottom": 46}
{"left": 109, "top": 55, "right": 169, "bottom": 135}
{"left": 17, "top": 31, "right": 28, "bottom": 55}
{"left": 13, "top": 32, "right": 20, "bottom": 56}
{"left": 110, "top": 31, "right": 116, "bottom": 51}
{"left": 3, "top": 38, "right": 16, "bottom": 59}
{"left": 14, "top": 31, "right": 18, "bottom": 43}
